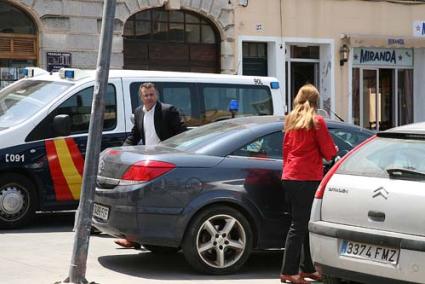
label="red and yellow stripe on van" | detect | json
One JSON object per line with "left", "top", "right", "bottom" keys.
{"left": 45, "top": 138, "right": 84, "bottom": 201}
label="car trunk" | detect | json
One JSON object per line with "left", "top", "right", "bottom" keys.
{"left": 321, "top": 173, "right": 425, "bottom": 237}
{"left": 98, "top": 145, "right": 224, "bottom": 180}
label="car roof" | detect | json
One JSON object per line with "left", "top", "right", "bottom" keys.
{"left": 223, "top": 115, "right": 371, "bottom": 132}
{"left": 381, "top": 122, "right": 425, "bottom": 135}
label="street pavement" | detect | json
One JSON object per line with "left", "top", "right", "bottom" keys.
{"left": 0, "top": 212, "right": 321, "bottom": 284}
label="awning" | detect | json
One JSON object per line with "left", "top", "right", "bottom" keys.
{"left": 344, "top": 34, "right": 425, "bottom": 49}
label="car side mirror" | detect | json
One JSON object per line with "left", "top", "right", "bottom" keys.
{"left": 53, "top": 114, "right": 71, "bottom": 137}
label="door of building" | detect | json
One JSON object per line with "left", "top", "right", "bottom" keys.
{"left": 285, "top": 46, "right": 320, "bottom": 112}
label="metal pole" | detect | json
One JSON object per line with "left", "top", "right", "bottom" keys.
{"left": 67, "top": 1, "right": 116, "bottom": 283}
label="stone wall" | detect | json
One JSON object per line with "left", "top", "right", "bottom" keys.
{"left": 11, "top": 0, "right": 235, "bottom": 73}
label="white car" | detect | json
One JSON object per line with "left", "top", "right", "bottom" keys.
{"left": 310, "top": 122, "right": 425, "bottom": 284}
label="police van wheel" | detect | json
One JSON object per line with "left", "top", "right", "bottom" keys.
{"left": 0, "top": 174, "right": 37, "bottom": 229}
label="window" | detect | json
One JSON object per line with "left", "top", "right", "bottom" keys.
{"left": 0, "top": 80, "right": 73, "bottom": 128}
{"left": 329, "top": 128, "right": 372, "bottom": 148}
{"left": 232, "top": 132, "right": 283, "bottom": 160}
{"left": 129, "top": 82, "right": 272, "bottom": 127}
{"left": 26, "top": 84, "right": 117, "bottom": 141}
{"left": 337, "top": 137, "right": 425, "bottom": 179}
{"left": 56, "top": 85, "right": 116, "bottom": 134}
{"left": 242, "top": 42, "right": 268, "bottom": 76}
{"left": 123, "top": 9, "right": 217, "bottom": 44}
{"left": 130, "top": 82, "right": 198, "bottom": 126}
{"left": 202, "top": 84, "right": 272, "bottom": 124}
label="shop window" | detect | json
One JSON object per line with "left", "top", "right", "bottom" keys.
{"left": 242, "top": 42, "right": 268, "bottom": 76}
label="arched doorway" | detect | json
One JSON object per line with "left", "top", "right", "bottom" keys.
{"left": 123, "top": 8, "right": 220, "bottom": 73}
{"left": 0, "top": 2, "right": 38, "bottom": 88}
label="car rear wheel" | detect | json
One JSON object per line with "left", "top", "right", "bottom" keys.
{"left": 0, "top": 174, "right": 37, "bottom": 229}
{"left": 142, "top": 245, "right": 179, "bottom": 254}
{"left": 322, "top": 274, "right": 343, "bottom": 284}
{"left": 182, "top": 205, "right": 253, "bottom": 274}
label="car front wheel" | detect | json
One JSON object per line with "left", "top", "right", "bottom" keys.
{"left": 182, "top": 205, "right": 253, "bottom": 274}
{"left": 0, "top": 174, "right": 37, "bottom": 229}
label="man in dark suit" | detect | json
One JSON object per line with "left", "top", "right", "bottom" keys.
{"left": 124, "top": 82, "right": 187, "bottom": 146}
{"left": 115, "top": 82, "right": 186, "bottom": 248}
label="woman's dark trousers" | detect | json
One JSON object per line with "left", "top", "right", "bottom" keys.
{"left": 281, "top": 180, "right": 320, "bottom": 275}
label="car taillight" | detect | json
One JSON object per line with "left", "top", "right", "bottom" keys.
{"left": 315, "top": 135, "right": 376, "bottom": 199}
{"left": 121, "top": 160, "right": 176, "bottom": 182}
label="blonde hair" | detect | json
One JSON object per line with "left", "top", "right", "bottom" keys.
{"left": 285, "top": 84, "right": 319, "bottom": 132}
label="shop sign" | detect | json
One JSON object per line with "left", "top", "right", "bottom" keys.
{"left": 413, "top": 21, "right": 425, "bottom": 37}
{"left": 46, "top": 52, "right": 72, "bottom": 72}
{"left": 352, "top": 48, "right": 413, "bottom": 67}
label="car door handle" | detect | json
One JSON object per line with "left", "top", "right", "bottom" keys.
{"left": 368, "top": 211, "right": 385, "bottom": 222}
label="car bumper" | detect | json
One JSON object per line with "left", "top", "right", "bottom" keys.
{"left": 309, "top": 221, "right": 425, "bottom": 284}
{"left": 92, "top": 187, "right": 184, "bottom": 247}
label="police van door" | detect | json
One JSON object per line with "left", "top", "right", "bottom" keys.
{"left": 24, "top": 79, "right": 126, "bottom": 208}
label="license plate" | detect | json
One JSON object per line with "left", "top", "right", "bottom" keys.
{"left": 93, "top": 203, "right": 109, "bottom": 221}
{"left": 340, "top": 240, "right": 399, "bottom": 264}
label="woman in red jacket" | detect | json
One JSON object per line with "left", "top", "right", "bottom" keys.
{"left": 280, "top": 84, "right": 337, "bottom": 284}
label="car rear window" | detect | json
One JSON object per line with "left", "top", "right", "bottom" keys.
{"left": 337, "top": 136, "right": 425, "bottom": 180}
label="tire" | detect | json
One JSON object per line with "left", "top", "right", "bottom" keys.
{"left": 182, "top": 205, "right": 253, "bottom": 275}
{"left": 142, "top": 244, "right": 179, "bottom": 254}
{"left": 0, "top": 174, "right": 37, "bottom": 229}
{"left": 323, "top": 274, "right": 343, "bottom": 284}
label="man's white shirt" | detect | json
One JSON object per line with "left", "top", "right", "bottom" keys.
{"left": 143, "top": 104, "right": 161, "bottom": 146}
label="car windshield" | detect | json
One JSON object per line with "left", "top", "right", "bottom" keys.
{"left": 161, "top": 120, "right": 246, "bottom": 152}
{"left": 337, "top": 137, "right": 425, "bottom": 180}
{"left": 0, "top": 80, "right": 73, "bottom": 128}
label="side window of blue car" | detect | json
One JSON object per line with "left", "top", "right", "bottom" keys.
{"left": 233, "top": 131, "right": 283, "bottom": 160}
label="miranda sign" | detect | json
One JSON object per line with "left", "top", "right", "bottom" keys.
{"left": 353, "top": 48, "right": 413, "bottom": 67}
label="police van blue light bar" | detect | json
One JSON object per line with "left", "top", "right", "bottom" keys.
{"left": 270, "top": 81, "right": 280, "bottom": 89}
{"left": 64, "top": 70, "right": 75, "bottom": 79}
{"left": 23, "top": 67, "right": 49, "bottom": 78}
{"left": 59, "top": 68, "right": 91, "bottom": 81}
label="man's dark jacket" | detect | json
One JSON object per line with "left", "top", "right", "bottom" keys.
{"left": 124, "top": 102, "right": 187, "bottom": 146}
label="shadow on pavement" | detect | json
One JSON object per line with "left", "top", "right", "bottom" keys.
{"left": 0, "top": 211, "right": 75, "bottom": 234}
{"left": 98, "top": 249, "right": 283, "bottom": 280}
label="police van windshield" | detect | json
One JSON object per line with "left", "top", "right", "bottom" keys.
{"left": 0, "top": 80, "right": 73, "bottom": 128}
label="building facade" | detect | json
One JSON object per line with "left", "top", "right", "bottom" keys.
{"left": 1, "top": 0, "right": 425, "bottom": 130}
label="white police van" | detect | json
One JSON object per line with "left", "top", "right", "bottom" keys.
{"left": 0, "top": 67, "right": 284, "bottom": 228}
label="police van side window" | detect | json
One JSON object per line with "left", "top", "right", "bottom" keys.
{"left": 26, "top": 84, "right": 117, "bottom": 141}
{"left": 201, "top": 84, "right": 272, "bottom": 124}
{"left": 129, "top": 82, "right": 198, "bottom": 126}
